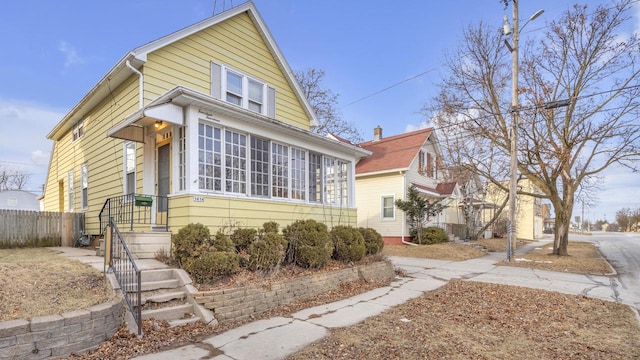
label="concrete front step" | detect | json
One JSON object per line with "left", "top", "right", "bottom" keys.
{"left": 168, "top": 316, "right": 201, "bottom": 327}
{"left": 142, "top": 303, "right": 195, "bottom": 321}
{"left": 125, "top": 278, "right": 180, "bottom": 292}
{"left": 141, "top": 269, "right": 175, "bottom": 282}
{"left": 142, "top": 290, "right": 186, "bottom": 305}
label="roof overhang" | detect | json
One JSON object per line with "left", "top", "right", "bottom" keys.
{"left": 107, "top": 102, "right": 185, "bottom": 142}
{"left": 108, "top": 86, "right": 370, "bottom": 157}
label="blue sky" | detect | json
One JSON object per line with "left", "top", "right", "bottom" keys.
{"left": 0, "top": 0, "right": 637, "bottom": 222}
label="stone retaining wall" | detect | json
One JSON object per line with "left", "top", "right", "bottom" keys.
{"left": 0, "top": 301, "right": 122, "bottom": 360}
{"left": 193, "top": 260, "right": 395, "bottom": 322}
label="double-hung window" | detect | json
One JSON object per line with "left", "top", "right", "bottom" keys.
{"left": 72, "top": 119, "right": 84, "bottom": 141}
{"left": 124, "top": 142, "right": 136, "bottom": 195}
{"left": 67, "top": 170, "right": 74, "bottom": 211}
{"left": 212, "top": 62, "right": 274, "bottom": 116}
{"left": 81, "top": 163, "right": 88, "bottom": 209}
{"left": 225, "top": 69, "right": 266, "bottom": 115}
{"left": 382, "top": 195, "right": 395, "bottom": 220}
{"left": 226, "top": 71, "right": 243, "bottom": 106}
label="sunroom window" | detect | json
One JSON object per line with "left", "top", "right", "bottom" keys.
{"left": 196, "top": 121, "right": 352, "bottom": 207}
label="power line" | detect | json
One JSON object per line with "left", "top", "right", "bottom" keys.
{"left": 343, "top": 67, "right": 438, "bottom": 108}
{"left": 0, "top": 160, "right": 48, "bottom": 167}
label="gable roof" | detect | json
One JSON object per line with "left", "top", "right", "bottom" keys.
{"left": 412, "top": 182, "right": 458, "bottom": 198}
{"left": 47, "top": 1, "right": 318, "bottom": 141}
{"left": 356, "top": 128, "right": 433, "bottom": 175}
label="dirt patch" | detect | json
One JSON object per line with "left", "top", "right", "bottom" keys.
{"left": 0, "top": 248, "right": 116, "bottom": 321}
{"left": 472, "top": 237, "right": 531, "bottom": 252}
{"left": 286, "top": 280, "right": 640, "bottom": 360}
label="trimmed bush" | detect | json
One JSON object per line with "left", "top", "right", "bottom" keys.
{"left": 358, "top": 227, "right": 384, "bottom": 255}
{"left": 262, "top": 221, "right": 279, "bottom": 234}
{"left": 283, "top": 219, "right": 333, "bottom": 268}
{"left": 411, "top": 226, "right": 449, "bottom": 245}
{"left": 247, "top": 232, "right": 285, "bottom": 271}
{"left": 231, "top": 228, "right": 258, "bottom": 252}
{"left": 331, "top": 225, "right": 366, "bottom": 262}
{"left": 212, "top": 231, "right": 235, "bottom": 252}
{"left": 171, "top": 223, "right": 210, "bottom": 266}
{"left": 182, "top": 250, "right": 239, "bottom": 283}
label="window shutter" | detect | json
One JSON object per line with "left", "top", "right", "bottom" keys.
{"left": 427, "top": 152, "right": 433, "bottom": 177}
{"left": 418, "top": 151, "right": 424, "bottom": 174}
{"left": 211, "top": 61, "right": 222, "bottom": 99}
{"left": 267, "top": 86, "right": 276, "bottom": 118}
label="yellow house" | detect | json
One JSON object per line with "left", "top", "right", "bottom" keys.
{"left": 484, "top": 178, "right": 543, "bottom": 240}
{"left": 42, "top": 3, "right": 370, "bottom": 255}
{"left": 355, "top": 127, "right": 463, "bottom": 244}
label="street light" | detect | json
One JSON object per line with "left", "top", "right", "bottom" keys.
{"left": 503, "top": 3, "right": 544, "bottom": 262}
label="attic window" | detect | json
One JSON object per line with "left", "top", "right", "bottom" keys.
{"left": 72, "top": 119, "right": 84, "bottom": 141}
{"left": 211, "top": 61, "right": 275, "bottom": 118}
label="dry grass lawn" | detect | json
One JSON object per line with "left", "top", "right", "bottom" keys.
{"left": 0, "top": 248, "right": 116, "bottom": 321}
{"left": 287, "top": 279, "right": 640, "bottom": 359}
{"left": 3, "top": 241, "right": 638, "bottom": 359}
{"left": 382, "top": 242, "right": 486, "bottom": 260}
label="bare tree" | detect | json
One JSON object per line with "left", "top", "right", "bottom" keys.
{"left": 294, "top": 68, "right": 363, "bottom": 143}
{"left": 0, "top": 164, "right": 30, "bottom": 191}
{"left": 429, "top": 1, "right": 640, "bottom": 255}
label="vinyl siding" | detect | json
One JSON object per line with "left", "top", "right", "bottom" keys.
{"left": 143, "top": 12, "right": 310, "bottom": 129}
{"left": 43, "top": 75, "right": 140, "bottom": 235}
{"left": 168, "top": 194, "right": 357, "bottom": 233}
{"left": 355, "top": 173, "right": 405, "bottom": 237}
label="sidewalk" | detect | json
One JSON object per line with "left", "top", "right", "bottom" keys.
{"left": 111, "top": 240, "right": 632, "bottom": 360}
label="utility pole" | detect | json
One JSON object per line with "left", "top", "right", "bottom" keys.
{"left": 503, "top": 1, "right": 543, "bottom": 261}
{"left": 507, "top": 0, "right": 520, "bottom": 262}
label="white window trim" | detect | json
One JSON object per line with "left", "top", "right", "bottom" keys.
{"left": 124, "top": 141, "right": 136, "bottom": 195}
{"left": 67, "top": 170, "right": 74, "bottom": 212}
{"left": 381, "top": 194, "right": 396, "bottom": 221}
{"left": 193, "top": 117, "right": 354, "bottom": 208}
{"left": 81, "top": 163, "right": 88, "bottom": 210}
{"left": 72, "top": 119, "right": 84, "bottom": 142}
{"left": 222, "top": 65, "right": 267, "bottom": 115}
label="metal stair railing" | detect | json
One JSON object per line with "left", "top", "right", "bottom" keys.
{"left": 108, "top": 217, "right": 142, "bottom": 335}
{"left": 99, "top": 193, "right": 169, "bottom": 233}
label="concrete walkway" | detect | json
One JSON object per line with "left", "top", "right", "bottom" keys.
{"left": 55, "top": 242, "right": 636, "bottom": 360}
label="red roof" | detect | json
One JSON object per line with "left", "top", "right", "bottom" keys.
{"left": 413, "top": 182, "right": 457, "bottom": 197}
{"left": 356, "top": 128, "right": 433, "bottom": 174}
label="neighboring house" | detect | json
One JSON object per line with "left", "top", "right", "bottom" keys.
{"left": 42, "top": 2, "right": 370, "bottom": 256}
{"left": 355, "top": 126, "right": 463, "bottom": 244}
{"left": 484, "top": 178, "right": 544, "bottom": 240}
{"left": 0, "top": 190, "right": 40, "bottom": 211}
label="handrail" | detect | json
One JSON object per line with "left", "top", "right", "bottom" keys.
{"left": 98, "top": 193, "right": 169, "bottom": 233}
{"left": 108, "top": 218, "right": 142, "bottom": 335}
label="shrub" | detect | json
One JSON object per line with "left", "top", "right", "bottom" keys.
{"left": 182, "top": 250, "right": 239, "bottom": 283}
{"left": 283, "top": 219, "right": 333, "bottom": 268}
{"left": 247, "top": 232, "right": 285, "bottom": 271}
{"left": 231, "top": 228, "right": 258, "bottom": 252}
{"left": 262, "top": 221, "right": 279, "bottom": 234}
{"left": 358, "top": 227, "right": 384, "bottom": 255}
{"left": 331, "top": 225, "right": 366, "bottom": 262}
{"left": 212, "top": 231, "right": 235, "bottom": 252}
{"left": 171, "top": 223, "right": 210, "bottom": 266}
{"left": 411, "top": 226, "right": 449, "bottom": 245}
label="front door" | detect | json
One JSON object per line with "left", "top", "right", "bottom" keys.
{"left": 157, "top": 143, "right": 170, "bottom": 212}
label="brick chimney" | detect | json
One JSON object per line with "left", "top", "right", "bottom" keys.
{"left": 373, "top": 125, "right": 382, "bottom": 141}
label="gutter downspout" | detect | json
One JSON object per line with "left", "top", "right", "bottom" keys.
{"left": 401, "top": 170, "right": 417, "bottom": 246}
{"left": 126, "top": 60, "right": 143, "bottom": 109}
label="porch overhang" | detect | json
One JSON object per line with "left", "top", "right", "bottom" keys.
{"left": 107, "top": 102, "right": 184, "bottom": 142}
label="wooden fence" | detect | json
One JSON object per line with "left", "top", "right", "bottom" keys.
{"left": 0, "top": 210, "right": 85, "bottom": 248}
